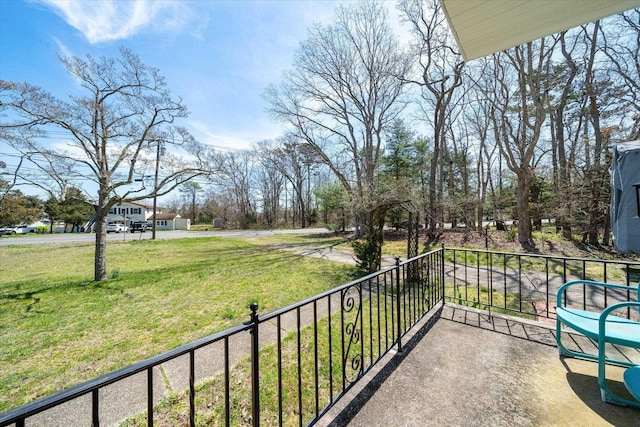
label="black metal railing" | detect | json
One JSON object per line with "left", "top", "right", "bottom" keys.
{"left": 3, "top": 247, "right": 638, "bottom": 427}
{"left": 0, "top": 249, "right": 444, "bottom": 427}
{"left": 443, "top": 247, "right": 640, "bottom": 320}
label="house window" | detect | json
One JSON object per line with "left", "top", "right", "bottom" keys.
{"left": 159, "top": 220, "right": 167, "bottom": 226}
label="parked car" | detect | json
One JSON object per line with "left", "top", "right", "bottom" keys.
{"left": 117, "top": 224, "right": 130, "bottom": 233}
{"left": 12, "top": 224, "right": 36, "bottom": 234}
{"left": 130, "top": 221, "right": 148, "bottom": 232}
{"left": 106, "top": 223, "right": 120, "bottom": 233}
{"left": 0, "top": 226, "right": 16, "bottom": 235}
{"left": 0, "top": 225, "right": 35, "bottom": 235}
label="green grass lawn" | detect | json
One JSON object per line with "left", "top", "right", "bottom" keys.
{"left": 3, "top": 229, "right": 601, "bottom": 416}
{"left": 123, "top": 281, "right": 406, "bottom": 426}
{"left": 0, "top": 236, "right": 359, "bottom": 412}
{"left": 122, "top": 300, "right": 371, "bottom": 427}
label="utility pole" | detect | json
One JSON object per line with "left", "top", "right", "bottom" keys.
{"left": 307, "top": 162, "right": 311, "bottom": 222}
{"left": 152, "top": 140, "right": 163, "bottom": 240}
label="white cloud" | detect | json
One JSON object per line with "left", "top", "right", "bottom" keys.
{"left": 188, "top": 121, "right": 255, "bottom": 152}
{"left": 51, "top": 36, "right": 73, "bottom": 58}
{"left": 40, "top": 0, "right": 194, "bottom": 43}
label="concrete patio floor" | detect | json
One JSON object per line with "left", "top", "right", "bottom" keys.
{"left": 319, "top": 304, "right": 640, "bottom": 427}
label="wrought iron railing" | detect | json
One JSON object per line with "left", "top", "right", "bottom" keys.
{"left": 3, "top": 247, "right": 638, "bottom": 427}
{"left": 0, "top": 249, "right": 444, "bottom": 427}
{"left": 443, "top": 247, "right": 640, "bottom": 320}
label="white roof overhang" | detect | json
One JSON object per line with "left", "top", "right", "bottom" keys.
{"left": 438, "top": 0, "right": 640, "bottom": 61}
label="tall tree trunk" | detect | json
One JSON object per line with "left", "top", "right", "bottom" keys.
{"left": 427, "top": 138, "right": 439, "bottom": 235}
{"left": 94, "top": 197, "right": 108, "bottom": 281}
{"left": 476, "top": 147, "right": 485, "bottom": 230}
{"left": 603, "top": 205, "right": 611, "bottom": 246}
{"left": 399, "top": 0, "right": 464, "bottom": 238}
{"left": 515, "top": 171, "right": 533, "bottom": 246}
{"left": 447, "top": 157, "right": 456, "bottom": 228}
{"left": 297, "top": 178, "right": 307, "bottom": 228}
{"left": 437, "top": 134, "right": 445, "bottom": 227}
{"left": 550, "top": 30, "right": 578, "bottom": 240}
{"left": 584, "top": 21, "right": 603, "bottom": 246}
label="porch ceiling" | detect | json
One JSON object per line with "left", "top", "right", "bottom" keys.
{"left": 438, "top": 0, "right": 640, "bottom": 61}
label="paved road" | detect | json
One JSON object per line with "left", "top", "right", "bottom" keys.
{"left": 0, "top": 227, "right": 331, "bottom": 246}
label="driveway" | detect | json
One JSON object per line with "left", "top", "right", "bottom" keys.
{"left": 0, "top": 228, "right": 330, "bottom": 246}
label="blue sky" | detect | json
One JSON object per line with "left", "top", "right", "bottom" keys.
{"left": 0, "top": 0, "right": 367, "bottom": 151}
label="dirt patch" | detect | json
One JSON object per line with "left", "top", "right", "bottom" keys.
{"left": 324, "top": 228, "right": 639, "bottom": 261}
{"left": 379, "top": 228, "right": 639, "bottom": 261}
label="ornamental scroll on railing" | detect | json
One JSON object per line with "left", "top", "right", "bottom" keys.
{"left": 341, "top": 284, "right": 363, "bottom": 385}
{"left": 420, "top": 257, "right": 431, "bottom": 308}
{"left": 407, "top": 211, "right": 420, "bottom": 281}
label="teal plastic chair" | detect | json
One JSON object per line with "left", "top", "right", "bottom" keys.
{"left": 556, "top": 280, "right": 640, "bottom": 407}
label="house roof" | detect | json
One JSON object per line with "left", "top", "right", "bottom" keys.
{"left": 114, "top": 201, "right": 154, "bottom": 209}
{"left": 150, "top": 213, "right": 181, "bottom": 221}
{"left": 439, "top": 0, "right": 640, "bottom": 61}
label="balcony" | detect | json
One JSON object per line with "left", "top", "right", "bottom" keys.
{"left": 317, "top": 304, "right": 639, "bottom": 426}
{"left": 1, "top": 248, "right": 639, "bottom": 426}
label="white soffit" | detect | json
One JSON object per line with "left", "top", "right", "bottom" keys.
{"left": 439, "top": 0, "right": 640, "bottom": 61}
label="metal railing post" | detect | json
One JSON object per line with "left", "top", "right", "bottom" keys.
{"left": 441, "top": 244, "right": 445, "bottom": 303}
{"left": 249, "top": 302, "right": 260, "bottom": 427}
{"left": 92, "top": 389, "right": 99, "bottom": 427}
{"left": 395, "top": 257, "right": 402, "bottom": 353}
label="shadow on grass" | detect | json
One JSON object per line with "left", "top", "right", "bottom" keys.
{"left": 0, "top": 279, "right": 95, "bottom": 314}
{"left": 1, "top": 237, "right": 363, "bottom": 322}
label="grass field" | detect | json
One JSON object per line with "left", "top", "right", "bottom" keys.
{"left": 122, "top": 292, "right": 392, "bottom": 427}
{"left": 0, "top": 235, "right": 359, "bottom": 412}
{"left": 3, "top": 228, "right": 630, "bottom": 417}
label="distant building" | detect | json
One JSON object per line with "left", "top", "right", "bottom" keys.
{"left": 107, "top": 201, "right": 154, "bottom": 223}
{"left": 149, "top": 212, "right": 190, "bottom": 231}
{"left": 85, "top": 201, "right": 189, "bottom": 232}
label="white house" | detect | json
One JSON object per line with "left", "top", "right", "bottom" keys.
{"left": 107, "top": 201, "right": 154, "bottom": 224}
{"left": 85, "top": 201, "right": 189, "bottom": 231}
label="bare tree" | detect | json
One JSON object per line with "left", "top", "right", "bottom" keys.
{"left": 548, "top": 31, "right": 581, "bottom": 239}
{"left": 265, "top": 0, "right": 410, "bottom": 270}
{"left": 481, "top": 39, "right": 557, "bottom": 246}
{"left": 256, "top": 136, "right": 317, "bottom": 228}
{"left": 0, "top": 48, "right": 216, "bottom": 280}
{"left": 399, "top": 0, "right": 465, "bottom": 237}
{"left": 581, "top": 21, "right": 607, "bottom": 245}
{"left": 253, "top": 140, "right": 286, "bottom": 227}
{"left": 254, "top": 164, "right": 284, "bottom": 227}
{"left": 462, "top": 89, "right": 498, "bottom": 231}
{"left": 179, "top": 181, "right": 203, "bottom": 224}
{"left": 212, "top": 150, "right": 256, "bottom": 229}
{"left": 603, "top": 9, "right": 640, "bottom": 140}
{"left": 447, "top": 115, "right": 476, "bottom": 231}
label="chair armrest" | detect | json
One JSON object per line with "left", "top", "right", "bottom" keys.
{"left": 598, "top": 301, "right": 640, "bottom": 333}
{"left": 557, "top": 280, "right": 639, "bottom": 309}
